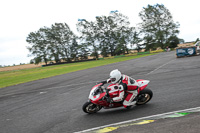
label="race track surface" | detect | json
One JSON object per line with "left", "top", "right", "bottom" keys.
{"left": 0, "top": 51, "right": 200, "bottom": 133}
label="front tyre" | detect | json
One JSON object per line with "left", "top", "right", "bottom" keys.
{"left": 136, "top": 88, "right": 153, "bottom": 105}
{"left": 82, "top": 101, "right": 102, "bottom": 114}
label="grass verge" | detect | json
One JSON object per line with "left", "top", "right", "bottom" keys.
{"left": 0, "top": 53, "right": 156, "bottom": 88}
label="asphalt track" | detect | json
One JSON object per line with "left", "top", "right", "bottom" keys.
{"left": 0, "top": 51, "right": 200, "bottom": 133}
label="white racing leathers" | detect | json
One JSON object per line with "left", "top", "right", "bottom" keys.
{"left": 108, "top": 75, "right": 139, "bottom": 108}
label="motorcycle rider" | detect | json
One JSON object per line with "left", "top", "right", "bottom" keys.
{"left": 100, "top": 69, "right": 139, "bottom": 108}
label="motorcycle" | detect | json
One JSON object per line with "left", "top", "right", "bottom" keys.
{"left": 82, "top": 79, "right": 153, "bottom": 114}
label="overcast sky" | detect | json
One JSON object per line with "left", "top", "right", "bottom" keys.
{"left": 0, "top": 0, "right": 200, "bottom": 66}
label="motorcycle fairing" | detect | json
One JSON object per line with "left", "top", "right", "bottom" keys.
{"left": 136, "top": 79, "right": 150, "bottom": 92}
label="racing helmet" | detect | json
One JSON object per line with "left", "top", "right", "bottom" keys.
{"left": 109, "top": 69, "right": 122, "bottom": 84}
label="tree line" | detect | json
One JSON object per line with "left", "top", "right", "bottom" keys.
{"left": 26, "top": 4, "right": 183, "bottom": 65}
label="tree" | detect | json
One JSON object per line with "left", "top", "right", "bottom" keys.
{"left": 26, "top": 27, "right": 50, "bottom": 65}
{"left": 95, "top": 13, "right": 131, "bottom": 56}
{"left": 27, "top": 23, "right": 76, "bottom": 64}
{"left": 179, "top": 38, "right": 185, "bottom": 44}
{"left": 77, "top": 20, "right": 99, "bottom": 59}
{"left": 78, "top": 43, "right": 89, "bottom": 60}
{"left": 95, "top": 15, "right": 117, "bottom": 56}
{"left": 166, "top": 36, "right": 178, "bottom": 48}
{"left": 30, "top": 59, "right": 34, "bottom": 64}
{"left": 77, "top": 12, "right": 133, "bottom": 58}
{"left": 129, "top": 27, "right": 143, "bottom": 52}
{"left": 70, "top": 35, "right": 80, "bottom": 61}
{"left": 48, "top": 23, "right": 74, "bottom": 62}
{"left": 195, "top": 38, "right": 199, "bottom": 43}
{"left": 139, "top": 4, "right": 180, "bottom": 50}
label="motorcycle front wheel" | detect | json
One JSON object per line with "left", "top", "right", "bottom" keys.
{"left": 136, "top": 88, "right": 153, "bottom": 105}
{"left": 82, "top": 101, "right": 102, "bottom": 114}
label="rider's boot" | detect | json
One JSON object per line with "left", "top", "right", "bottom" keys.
{"left": 123, "top": 90, "right": 138, "bottom": 109}
{"left": 124, "top": 96, "right": 138, "bottom": 109}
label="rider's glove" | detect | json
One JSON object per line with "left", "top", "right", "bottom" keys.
{"left": 107, "top": 79, "right": 111, "bottom": 83}
{"left": 101, "top": 80, "right": 107, "bottom": 85}
{"left": 97, "top": 80, "right": 107, "bottom": 85}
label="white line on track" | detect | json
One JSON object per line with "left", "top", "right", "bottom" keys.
{"left": 146, "top": 59, "right": 175, "bottom": 75}
{"left": 74, "top": 106, "right": 200, "bottom": 133}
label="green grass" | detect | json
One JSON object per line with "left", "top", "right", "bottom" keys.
{"left": 0, "top": 53, "right": 156, "bottom": 88}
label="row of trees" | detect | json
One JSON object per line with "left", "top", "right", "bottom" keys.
{"left": 26, "top": 23, "right": 86, "bottom": 65}
{"left": 77, "top": 12, "right": 138, "bottom": 58}
{"left": 26, "top": 4, "right": 183, "bottom": 65}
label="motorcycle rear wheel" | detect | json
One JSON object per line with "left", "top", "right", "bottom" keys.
{"left": 136, "top": 88, "right": 153, "bottom": 105}
{"left": 82, "top": 101, "right": 102, "bottom": 114}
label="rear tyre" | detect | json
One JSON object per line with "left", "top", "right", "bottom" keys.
{"left": 136, "top": 88, "right": 153, "bottom": 105}
{"left": 82, "top": 101, "right": 102, "bottom": 114}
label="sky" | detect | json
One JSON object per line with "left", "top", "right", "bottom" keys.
{"left": 0, "top": 0, "right": 200, "bottom": 66}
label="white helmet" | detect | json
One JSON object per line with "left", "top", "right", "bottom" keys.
{"left": 109, "top": 69, "right": 122, "bottom": 84}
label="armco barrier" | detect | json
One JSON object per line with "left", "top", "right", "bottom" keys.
{"left": 41, "top": 59, "right": 96, "bottom": 67}
{"left": 176, "top": 46, "right": 197, "bottom": 58}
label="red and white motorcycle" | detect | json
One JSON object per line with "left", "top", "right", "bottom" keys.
{"left": 82, "top": 79, "right": 153, "bottom": 114}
